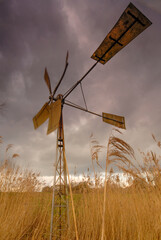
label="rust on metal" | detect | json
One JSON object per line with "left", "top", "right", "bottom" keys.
{"left": 91, "top": 3, "right": 152, "bottom": 64}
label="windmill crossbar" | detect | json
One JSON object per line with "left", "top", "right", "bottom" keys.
{"left": 64, "top": 101, "right": 124, "bottom": 125}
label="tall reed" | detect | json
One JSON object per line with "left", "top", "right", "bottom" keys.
{"left": 0, "top": 133, "right": 161, "bottom": 239}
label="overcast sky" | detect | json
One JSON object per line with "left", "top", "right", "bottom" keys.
{"left": 0, "top": 0, "right": 161, "bottom": 176}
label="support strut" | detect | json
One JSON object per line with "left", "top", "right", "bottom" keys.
{"left": 50, "top": 109, "right": 69, "bottom": 240}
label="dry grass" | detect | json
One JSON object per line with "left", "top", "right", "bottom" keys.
{"left": 0, "top": 133, "right": 161, "bottom": 239}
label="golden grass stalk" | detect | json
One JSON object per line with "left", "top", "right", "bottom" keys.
{"left": 90, "top": 133, "right": 105, "bottom": 186}
{"left": 0, "top": 134, "right": 161, "bottom": 239}
{"left": 101, "top": 128, "right": 136, "bottom": 240}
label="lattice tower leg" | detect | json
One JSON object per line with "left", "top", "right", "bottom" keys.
{"left": 50, "top": 111, "right": 69, "bottom": 240}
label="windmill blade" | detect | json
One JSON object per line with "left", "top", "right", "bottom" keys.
{"left": 44, "top": 68, "right": 52, "bottom": 95}
{"left": 33, "top": 102, "right": 50, "bottom": 129}
{"left": 102, "top": 112, "right": 125, "bottom": 129}
{"left": 91, "top": 3, "right": 152, "bottom": 64}
{"left": 47, "top": 99, "right": 62, "bottom": 135}
{"left": 53, "top": 51, "right": 69, "bottom": 97}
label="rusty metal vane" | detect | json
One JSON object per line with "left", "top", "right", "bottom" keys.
{"left": 91, "top": 3, "right": 152, "bottom": 64}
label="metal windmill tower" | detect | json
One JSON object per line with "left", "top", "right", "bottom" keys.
{"left": 33, "top": 3, "right": 151, "bottom": 240}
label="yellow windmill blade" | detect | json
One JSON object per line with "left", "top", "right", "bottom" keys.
{"left": 102, "top": 112, "right": 126, "bottom": 129}
{"left": 33, "top": 102, "right": 50, "bottom": 129}
{"left": 47, "top": 99, "right": 61, "bottom": 135}
{"left": 91, "top": 3, "right": 152, "bottom": 64}
{"left": 44, "top": 68, "right": 52, "bottom": 95}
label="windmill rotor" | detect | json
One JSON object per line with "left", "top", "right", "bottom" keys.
{"left": 33, "top": 52, "right": 69, "bottom": 135}
{"left": 33, "top": 1, "right": 152, "bottom": 135}
{"left": 32, "top": 2, "right": 152, "bottom": 239}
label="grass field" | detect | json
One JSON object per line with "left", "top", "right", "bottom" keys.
{"left": 0, "top": 133, "right": 161, "bottom": 240}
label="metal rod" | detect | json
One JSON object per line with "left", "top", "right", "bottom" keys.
{"left": 65, "top": 99, "right": 86, "bottom": 111}
{"left": 63, "top": 61, "right": 98, "bottom": 99}
{"left": 80, "top": 82, "right": 88, "bottom": 110}
{"left": 64, "top": 101, "right": 123, "bottom": 124}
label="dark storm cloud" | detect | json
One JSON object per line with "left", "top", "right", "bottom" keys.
{"left": 0, "top": 1, "right": 60, "bottom": 85}
{"left": 0, "top": 0, "right": 161, "bottom": 176}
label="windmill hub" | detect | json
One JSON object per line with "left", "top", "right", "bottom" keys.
{"left": 56, "top": 94, "right": 63, "bottom": 100}
{"left": 49, "top": 95, "right": 53, "bottom": 101}
{"left": 56, "top": 94, "right": 63, "bottom": 99}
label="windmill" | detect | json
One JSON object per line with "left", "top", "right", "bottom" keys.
{"left": 33, "top": 3, "right": 151, "bottom": 240}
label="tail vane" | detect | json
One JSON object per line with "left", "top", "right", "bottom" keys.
{"left": 102, "top": 112, "right": 126, "bottom": 129}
